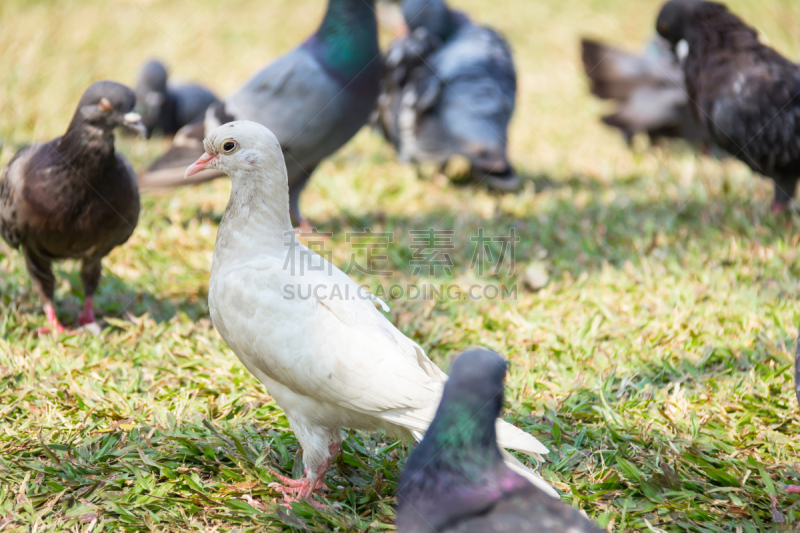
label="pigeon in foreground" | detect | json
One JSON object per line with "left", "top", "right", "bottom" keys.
{"left": 0, "top": 81, "right": 143, "bottom": 333}
{"left": 656, "top": 0, "right": 800, "bottom": 214}
{"left": 140, "top": 0, "right": 381, "bottom": 228}
{"left": 397, "top": 349, "right": 603, "bottom": 533}
{"left": 186, "top": 120, "right": 555, "bottom": 507}
{"left": 135, "top": 59, "right": 219, "bottom": 137}
{"left": 789, "top": 324, "right": 800, "bottom": 494}
{"left": 580, "top": 36, "right": 707, "bottom": 148}
{"left": 796, "top": 323, "right": 800, "bottom": 411}
{"left": 375, "top": 0, "right": 520, "bottom": 191}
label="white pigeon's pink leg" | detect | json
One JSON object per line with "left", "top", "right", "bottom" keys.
{"left": 269, "top": 441, "right": 341, "bottom": 509}
{"left": 787, "top": 485, "right": 800, "bottom": 494}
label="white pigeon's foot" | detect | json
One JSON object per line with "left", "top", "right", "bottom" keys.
{"left": 269, "top": 476, "right": 330, "bottom": 510}
{"left": 268, "top": 468, "right": 329, "bottom": 509}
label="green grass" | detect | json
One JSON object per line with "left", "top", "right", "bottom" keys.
{"left": 2, "top": 0, "right": 800, "bottom": 531}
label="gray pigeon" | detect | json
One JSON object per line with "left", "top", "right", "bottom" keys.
{"left": 790, "top": 324, "right": 800, "bottom": 494}
{"left": 581, "top": 36, "right": 707, "bottom": 148}
{"left": 795, "top": 323, "right": 800, "bottom": 410}
{"left": 375, "top": 0, "right": 520, "bottom": 192}
{"left": 135, "top": 59, "right": 219, "bottom": 137}
{"left": 657, "top": 0, "right": 800, "bottom": 214}
{"left": 138, "top": 0, "right": 381, "bottom": 227}
{"left": 0, "top": 81, "right": 144, "bottom": 333}
{"left": 397, "top": 349, "right": 603, "bottom": 533}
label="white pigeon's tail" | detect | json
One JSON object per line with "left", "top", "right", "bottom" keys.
{"left": 496, "top": 419, "right": 558, "bottom": 498}
{"left": 501, "top": 450, "right": 558, "bottom": 497}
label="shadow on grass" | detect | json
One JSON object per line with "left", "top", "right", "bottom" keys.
{"left": 1, "top": 268, "right": 209, "bottom": 331}
{"left": 315, "top": 190, "right": 790, "bottom": 280}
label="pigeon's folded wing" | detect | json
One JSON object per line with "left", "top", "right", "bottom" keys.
{"left": 213, "top": 259, "right": 445, "bottom": 433}
{"left": 0, "top": 146, "right": 37, "bottom": 249}
{"left": 706, "top": 63, "right": 800, "bottom": 172}
{"left": 222, "top": 49, "right": 350, "bottom": 163}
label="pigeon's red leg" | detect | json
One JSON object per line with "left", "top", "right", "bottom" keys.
{"left": 788, "top": 485, "right": 800, "bottom": 494}
{"left": 269, "top": 469, "right": 328, "bottom": 510}
{"left": 269, "top": 442, "right": 341, "bottom": 509}
{"left": 771, "top": 201, "right": 788, "bottom": 216}
{"left": 78, "top": 297, "right": 97, "bottom": 326}
{"left": 39, "top": 304, "right": 66, "bottom": 334}
{"left": 294, "top": 220, "right": 314, "bottom": 235}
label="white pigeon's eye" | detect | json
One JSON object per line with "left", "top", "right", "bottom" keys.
{"left": 221, "top": 139, "right": 239, "bottom": 154}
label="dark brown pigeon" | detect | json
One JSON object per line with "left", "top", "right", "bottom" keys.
{"left": 396, "top": 349, "right": 603, "bottom": 533}
{"left": 581, "top": 36, "right": 707, "bottom": 148}
{"left": 656, "top": 0, "right": 800, "bottom": 214}
{"left": 0, "top": 81, "right": 143, "bottom": 333}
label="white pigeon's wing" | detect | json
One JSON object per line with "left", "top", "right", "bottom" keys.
{"left": 210, "top": 257, "right": 446, "bottom": 434}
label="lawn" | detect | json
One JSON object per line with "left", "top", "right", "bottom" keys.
{"left": 2, "top": 0, "right": 800, "bottom": 531}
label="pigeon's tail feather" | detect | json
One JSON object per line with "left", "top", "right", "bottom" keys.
{"left": 581, "top": 38, "right": 641, "bottom": 101}
{"left": 137, "top": 122, "right": 224, "bottom": 191}
{"left": 494, "top": 419, "right": 556, "bottom": 497}
{"left": 495, "top": 419, "right": 548, "bottom": 456}
{"left": 500, "top": 450, "right": 558, "bottom": 498}
{"left": 795, "top": 322, "right": 800, "bottom": 409}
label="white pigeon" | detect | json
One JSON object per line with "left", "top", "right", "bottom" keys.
{"left": 185, "top": 120, "right": 557, "bottom": 505}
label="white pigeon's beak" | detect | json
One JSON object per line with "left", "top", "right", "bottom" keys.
{"left": 122, "top": 112, "right": 147, "bottom": 137}
{"left": 185, "top": 152, "right": 217, "bottom": 178}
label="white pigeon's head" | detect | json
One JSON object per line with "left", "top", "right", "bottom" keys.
{"left": 185, "top": 120, "right": 284, "bottom": 180}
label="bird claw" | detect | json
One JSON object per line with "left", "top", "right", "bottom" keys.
{"left": 40, "top": 305, "right": 66, "bottom": 335}
{"left": 269, "top": 482, "right": 331, "bottom": 510}
{"left": 37, "top": 325, "right": 65, "bottom": 335}
{"left": 268, "top": 470, "right": 333, "bottom": 510}
{"left": 268, "top": 470, "right": 308, "bottom": 488}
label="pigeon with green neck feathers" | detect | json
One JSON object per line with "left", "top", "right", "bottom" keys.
{"left": 397, "top": 349, "right": 603, "bottom": 533}
{"left": 139, "top": 0, "right": 381, "bottom": 229}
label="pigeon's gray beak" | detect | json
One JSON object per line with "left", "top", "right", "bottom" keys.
{"left": 185, "top": 152, "right": 217, "bottom": 178}
{"left": 121, "top": 112, "right": 147, "bottom": 137}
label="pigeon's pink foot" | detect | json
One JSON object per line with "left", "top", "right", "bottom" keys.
{"left": 38, "top": 304, "right": 66, "bottom": 334}
{"left": 269, "top": 472, "right": 329, "bottom": 510}
{"left": 268, "top": 447, "right": 338, "bottom": 510}
{"left": 294, "top": 220, "right": 314, "bottom": 235}
{"left": 771, "top": 201, "right": 788, "bottom": 216}
{"left": 787, "top": 485, "right": 800, "bottom": 494}
{"left": 78, "top": 297, "right": 96, "bottom": 326}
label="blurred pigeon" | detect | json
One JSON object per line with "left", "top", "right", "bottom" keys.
{"left": 789, "top": 324, "right": 800, "bottom": 494}
{"left": 581, "top": 36, "right": 707, "bottom": 147}
{"left": 375, "top": 0, "right": 520, "bottom": 191}
{"left": 139, "top": 0, "right": 382, "bottom": 228}
{"left": 657, "top": 0, "right": 800, "bottom": 214}
{"left": 795, "top": 323, "right": 800, "bottom": 410}
{"left": 0, "top": 81, "right": 143, "bottom": 333}
{"left": 188, "top": 121, "right": 555, "bottom": 507}
{"left": 397, "top": 349, "right": 603, "bottom": 533}
{"left": 135, "top": 59, "right": 219, "bottom": 137}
